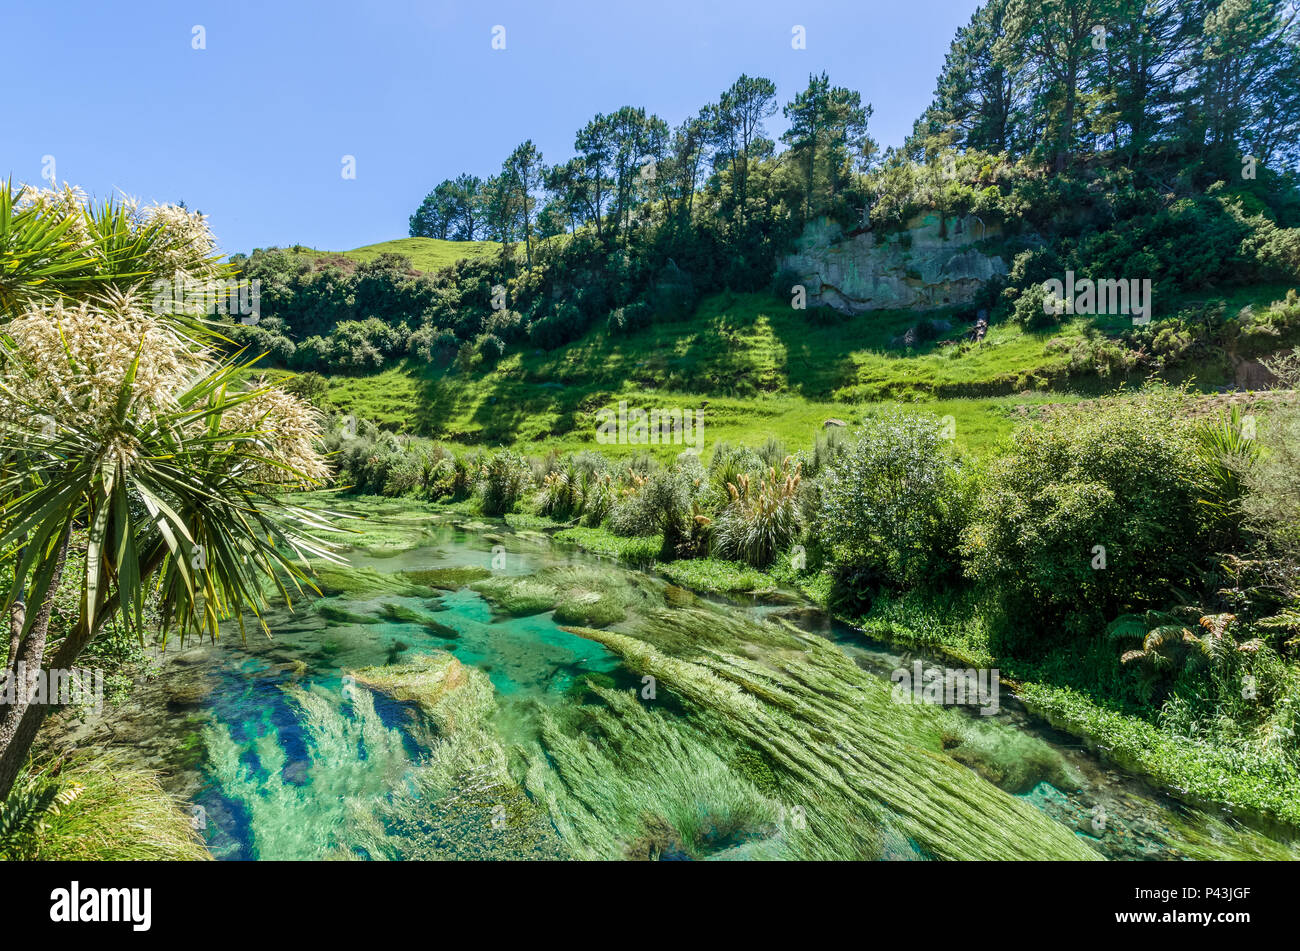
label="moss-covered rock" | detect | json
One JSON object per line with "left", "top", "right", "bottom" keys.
{"left": 350, "top": 653, "right": 494, "bottom": 733}
{"left": 399, "top": 566, "right": 492, "bottom": 590}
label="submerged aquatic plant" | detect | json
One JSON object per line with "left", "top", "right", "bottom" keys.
{"left": 527, "top": 685, "right": 784, "bottom": 859}
{"left": 561, "top": 608, "right": 1100, "bottom": 861}
{"left": 204, "top": 654, "right": 566, "bottom": 860}
{"left": 470, "top": 564, "right": 659, "bottom": 627}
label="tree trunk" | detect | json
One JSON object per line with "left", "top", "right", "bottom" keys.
{"left": 0, "top": 525, "right": 72, "bottom": 801}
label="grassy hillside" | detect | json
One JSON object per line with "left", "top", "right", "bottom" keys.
{"left": 286, "top": 236, "right": 503, "bottom": 272}
{"left": 305, "top": 284, "right": 1296, "bottom": 459}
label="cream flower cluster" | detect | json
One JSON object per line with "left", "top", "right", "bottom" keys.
{"left": 16, "top": 182, "right": 222, "bottom": 283}
{"left": 217, "top": 380, "right": 332, "bottom": 485}
{"left": 137, "top": 202, "right": 221, "bottom": 280}
{"left": 14, "top": 182, "right": 91, "bottom": 244}
{"left": 0, "top": 295, "right": 329, "bottom": 486}
{"left": 0, "top": 293, "right": 205, "bottom": 435}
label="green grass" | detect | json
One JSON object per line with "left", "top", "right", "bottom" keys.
{"left": 1016, "top": 681, "right": 1300, "bottom": 834}
{"left": 553, "top": 527, "right": 661, "bottom": 565}
{"left": 280, "top": 237, "right": 506, "bottom": 274}
{"left": 337, "top": 237, "right": 505, "bottom": 271}
{"left": 1, "top": 754, "right": 209, "bottom": 860}
{"left": 312, "top": 290, "right": 1114, "bottom": 458}
{"left": 309, "top": 284, "right": 1293, "bottom": 461}
{"left": 850, "top": 587, "right": 1300, "bottom": 836}
{"left": 657, "top": 558, "right": 778, "bottom": 595}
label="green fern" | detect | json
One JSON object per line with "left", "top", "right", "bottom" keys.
{"left": 0, "top": 773, "right": 85, "bottom": 859}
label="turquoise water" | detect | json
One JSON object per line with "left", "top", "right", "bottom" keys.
{"left": 103, "top": 509, "right": 1298, "bottom": 861}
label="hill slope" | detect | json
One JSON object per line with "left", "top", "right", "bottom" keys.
{"left": 305, "top": 284, "right": 1297, "bottom": 459}
{"left": 283, "top": 236, "right": 502, "bottom": 272}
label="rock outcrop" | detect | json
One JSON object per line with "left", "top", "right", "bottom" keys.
{"left": 782, "top": 214, "right": 1007, "bottom": 314}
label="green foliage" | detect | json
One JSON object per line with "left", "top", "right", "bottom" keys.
{"left": 608, "top": 455, "right": 708, "bottom": 556}
{"left": 1195, "top": 406, "right": 1262, "bottom": 542}
{"left": 816, "top": 411, "right": 967, "bottom": 593}
{"left": 964, "top": 389, "right": 1211, "bottom": 651}
{"left": 657, "top": 558, "right": 776, "bottom": 595}
{"left": 712, "top": 457, "right": 802, "bottom": 567}
{"left": 476, "top": 450, "right": 533, "bottom": 516}
{"left": 553, "top": 526, "right": 661, "bottom": 566}
{"left": 1, "top": 755, "right": 207, "bottom": 860}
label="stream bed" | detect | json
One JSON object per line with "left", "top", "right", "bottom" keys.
{"left": 57, "top": 501, "right": 1300, "bottom": 861}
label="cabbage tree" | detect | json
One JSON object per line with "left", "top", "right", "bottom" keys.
{"left": 0, "top": 182, "right": 335, "bottom": 799}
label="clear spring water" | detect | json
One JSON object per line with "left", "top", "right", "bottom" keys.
{"left": 70, "top": 506, "right": 1300, "bottom": 861}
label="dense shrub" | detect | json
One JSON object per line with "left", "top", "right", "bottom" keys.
{"left": 963, "top": 389, "right": 1211, "bottom": 653}
{"left": 815, "top": 412, "right": 967, "bottom": 596}
{"left": 712, "top": 457, "right": 802, "bottom": 567}
{"left": 407, "top": 324, "right": 459, "bottom": 365}
{"left": 609, "top": 455, "right": 708, "bottom": 556}
{"left": 477, "top": 451, "right": 533, "bottom": 515}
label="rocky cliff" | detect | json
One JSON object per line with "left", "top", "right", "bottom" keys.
{"left": 781, "top": 213, "right": 1007, "bottom": 314}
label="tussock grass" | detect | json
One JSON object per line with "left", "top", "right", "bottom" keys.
{"left": 1, "top": 754, "right": 208, "bottom": 860}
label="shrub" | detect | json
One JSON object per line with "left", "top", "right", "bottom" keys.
{"left": 477, "top": 451, "right": 532, "bottom": 515}
{"left": 609, "top": 455, "right": 708, "bottom": 556}
{"left": 608, "top": 300, "right": 653, "bottom": 336}
{"left": 708, "top": 442, "right": 762, "bottom": 502}
{"left": 537, "top": 464, "right": 584, "bottom": 521}
{"left": 407, "top": 324, "right": 459, "bottom": 365}
{"left": 816, "top": 411, "right": 966, "bottom": 594}
{"left": 963, "top": 389, "right": 1211, "bottom": 653}
{"left": 712, "top": 457, "right": 802, "bottom": 567}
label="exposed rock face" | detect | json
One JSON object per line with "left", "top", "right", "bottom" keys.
{"left": 1232, "top": 356, "right": 1279, "bottom": 390}
{"left": 782, "top": 214, "right": 1007, "bottom": 314}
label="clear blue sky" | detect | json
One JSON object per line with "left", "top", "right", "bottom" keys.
{"left": 6, "top": 0, "right": 981, "bottom": 256}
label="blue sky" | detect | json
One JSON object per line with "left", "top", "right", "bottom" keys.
{"left": 7, "top": 0, "right": 981, "bottom": 255}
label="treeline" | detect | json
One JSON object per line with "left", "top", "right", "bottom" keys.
{"left": 228, "top": 69, "right": 873, "bottom": 374}
{"left": 909, "top": 0, "right": 1300, "bottom": 173}
{"left": 409, "top": 73, "right": 874, "bottom": 253}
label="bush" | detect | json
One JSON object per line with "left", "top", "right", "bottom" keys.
{"left": 408, "top": 324, "right": 459, "bottom": 365}
{"left": 816, "top": 411, "right": 966, "bottom": 595}
{"left": 609, "top": 455, "right": 708, "bottom": 556}
{"left": 0, "top": 755, "right": 208, "bottom": 860}
{"left": 477, "top": 451, "right": 532, "bottom": 515}
{"left": 712, "top": 457, "right": 802, "bottom": 567}
{"left": 963, "top": 389, "right": 1211, "bottom": 653}
{"left": 608, "top": 300, "right": 653, "bottom": 336}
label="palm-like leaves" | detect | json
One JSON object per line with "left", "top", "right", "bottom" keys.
{"left": 0, "top": 181, "right": 96, "bottom": 314}
{"left": 0, "top": 179, "right": 232, "bottom": 318}
{"left": 0, "top": 347, "right": 339, "bottom": 648}
{"left": 0, "top": 182, "right": 334, "bottom": 802}
{"left": 1195, "top": 406, "right": 1261, "bottom": 526}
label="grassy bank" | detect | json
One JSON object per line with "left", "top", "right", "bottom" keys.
{"left": 308, "top": 285, "right": 1294, "bottom": 461}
